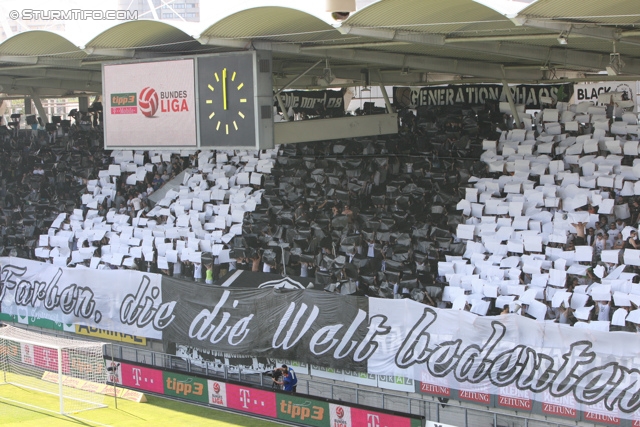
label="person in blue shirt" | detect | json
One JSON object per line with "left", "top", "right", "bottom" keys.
{"left": 277, "top": 364, "right": 297, "bottom": 393}
{"left": 152, "top": 173, "right": 164, "bottom": 191}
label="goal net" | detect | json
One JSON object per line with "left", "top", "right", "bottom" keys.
{"left": 0, "top": 325, "right": 108, "bottom": 415}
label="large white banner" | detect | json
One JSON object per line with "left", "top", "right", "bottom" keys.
{"left": 368, "top": 297, "right": 640, "bottom": 419}
{"left": 572, "top": 80, "right": 637, "bottom": 110}
{"left": 103, "top": 59, "right": 197, "bottom": 148}
{"left": 0, "top": 257, "right": 164, "bottom": 339}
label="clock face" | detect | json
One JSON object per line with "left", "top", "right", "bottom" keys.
{"left": 197, "top": 54, "right": 256, "bottom": 147}
{"left": 206, "top": 67, "right": 248, "bottom": 134}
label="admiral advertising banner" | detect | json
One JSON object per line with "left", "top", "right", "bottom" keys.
{"left": 74, "top": 325, "right": 147, "bottom": 346}
{"left": 393, "top": 83, "right": 573, "bottom": 109}
{"left": 103, "top": 59, "right": 197, "bottom": 148}
{"left": 6, "top": 257, "right": 640, "bottom": 420}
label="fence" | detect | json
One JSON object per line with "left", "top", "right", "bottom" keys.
{"left": 104, "top": 344, "right": 580, "bottom": 427}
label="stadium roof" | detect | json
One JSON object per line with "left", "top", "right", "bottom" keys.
{"left": 0, "top": 0, "right": 640, "bottom": 97}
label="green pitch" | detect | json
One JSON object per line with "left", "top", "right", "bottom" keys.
{"left": 0, "top": 384, "right": 284, "bottom": 427}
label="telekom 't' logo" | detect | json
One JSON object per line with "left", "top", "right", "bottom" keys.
{"left": 132, "top": 368, "right": 142, "bottom": 386}
{"left": 42, "top": 349, "right": 53, "bottom": 368}
{"left": 367, "top": 414, "right": 380, "bottom": 427}
{"left": 239, "top": 389, "right": 251, "bottom": 409}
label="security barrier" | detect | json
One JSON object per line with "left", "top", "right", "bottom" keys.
{"left": 108, "top": 358, "right": 424, "bottom": 427}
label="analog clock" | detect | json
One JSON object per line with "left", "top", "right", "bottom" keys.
{"left": 205, "top": 67, "right": 249, "bottom": 135}
{"left": 198, "top": 53, "right": 256, "bottom": 148}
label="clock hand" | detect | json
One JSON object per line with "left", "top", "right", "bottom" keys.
{"left": 222, "top": 68, "right": 228, "bottom": 110}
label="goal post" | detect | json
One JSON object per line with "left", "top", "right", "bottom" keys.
{"left": 0, "top": 324, "right": 108, "bottom": 415}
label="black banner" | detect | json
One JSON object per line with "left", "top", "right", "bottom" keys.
{"left": 274, "top": 90, "right": 345, "bottom": 115}
{"left": 162, "top": 276, "right": 370, "bottom": 371}
{"left": 217, "top": 271, "right": 314, "bottom": 289}
{"left": 393, "top": 83, "right": 574, "bottom": 110}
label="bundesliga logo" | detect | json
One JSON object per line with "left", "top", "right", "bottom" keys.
{"left": 138, "top": 87, "right": 189, "bottom": 117}
{"left": 332, "top": 405, "right": 348, "bottom": 426}
{"left": 139, "top": 87, "right": 159, "bottom": 117}
{"left": 111, "top": 87, "right": 189, "bottom": 117}
{"left": 209, "top": 381, "right": 224, "bottom": 405}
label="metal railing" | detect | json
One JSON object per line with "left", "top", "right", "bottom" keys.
{"left": 104, "top": 344, "right": 579, "bottom": 427}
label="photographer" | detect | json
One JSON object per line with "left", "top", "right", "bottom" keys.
{"left": 274, "top": 364, "right": 297, "bottom": 393}
{"left": 269, "top": 366, "right": 283, "bottom": 390}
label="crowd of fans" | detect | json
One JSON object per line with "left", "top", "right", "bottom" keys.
{"left": 449, "top": 100, "right": 640, "bottom": 332}
{"left": 6, "top": 95, "right": 640, "bottom": 333}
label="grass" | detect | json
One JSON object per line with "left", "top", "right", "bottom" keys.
{"left": 0, "top": 383, "right": 284, "bottom": 427}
